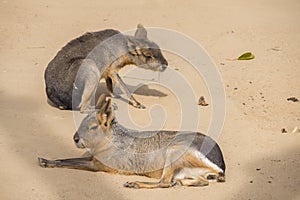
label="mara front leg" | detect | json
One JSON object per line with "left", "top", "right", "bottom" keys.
{"left": 74, "top": 59, "right": 100, "bottom": 113}
{"left": 38, "top": 156, "right": 98, "bottom": 171}
{"left": 109, "top": 72, "right": 145, "bottom": 109}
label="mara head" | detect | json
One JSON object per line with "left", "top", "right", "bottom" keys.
{"left": 127, "top": 24, "right": 168, "bottom": 72}
{"left": 73, "top": 94, "right": 114, "bottom": 151}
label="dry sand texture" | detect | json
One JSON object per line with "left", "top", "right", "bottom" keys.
{"left": 0, "top": 0, "right": 299, "bottom": 200}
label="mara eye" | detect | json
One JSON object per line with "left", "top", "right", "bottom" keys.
{"left": 144, "top": 55, "right": 152, "bottom": 61}
{"left": 89, "top": 124, "right": 98, "bottom": 131}
{"left": 142, "top": 51, "right": 152, "bottom": 59}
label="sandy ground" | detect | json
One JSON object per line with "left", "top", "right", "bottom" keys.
{"left": 0, "top": 0, "right": 299, "bottom": 199}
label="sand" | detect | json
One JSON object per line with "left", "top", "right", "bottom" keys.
{"left": 0, "top": 0, "right": 299, "bottom": 199}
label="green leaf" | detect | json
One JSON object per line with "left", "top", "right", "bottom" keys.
{"left": 237, "top": 52, "right": 255, "bottom": 60}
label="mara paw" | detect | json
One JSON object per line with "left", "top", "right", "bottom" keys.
{"left": 38, "top": 157, "right": 49, "bottom": 168}
{"left": 123, "top": 181, "right": 140, "bottom": 189}
{"left": 132, "top": 102, "right": 146, "bottom": 109}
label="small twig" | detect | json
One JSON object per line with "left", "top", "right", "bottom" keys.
{"left": 122, "top": 76, "right": 155, "bottom": 82}
{"left": 225, "top": 58, "right": 237, "bottom": 61}
{"left": 27, "top": 46, "right": 46, "bottom": 49}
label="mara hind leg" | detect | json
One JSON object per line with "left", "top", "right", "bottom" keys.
{"left": 175, "top": 177, "right": 209, "bottom": 187}
{"left": 216, "top": 172, "right": 226, "bottom": 182}
{"left": 124, "top": 147, "right": 181, "bottom": 189}
{"left": 38, "top": 156, "right": 98, "bottom": 171}
{"left": 105, "top": 76, "right": 114, "bottom": 96}
{"left": 78, "top": 80, "right": 98, "bottom": 113}
{"left": 109, "top": 72, "right": 145, "bottom": 109}
{"left": 181, "top": 149, "right": 226, "bottom": 184}
{"left": 73, "top": 59, "right": 100, "bottom": 113}
{"left": 172, "top": 167, "right": 222, "bottom": 187}
{"left": 105, "top": 76, "right": 121, "bottom": 98}
{"left": 123, "top": 165, "right": 177, "bottom": 189}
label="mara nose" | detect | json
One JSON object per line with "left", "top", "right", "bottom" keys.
{"left": 73, "top": 132, "right": 80, "bottom": 143}
{"left": 162, "top": 59, "right": 168, "bottom": 67}
{"left": 160, "top": 64, "right": 167, "bottom": 72}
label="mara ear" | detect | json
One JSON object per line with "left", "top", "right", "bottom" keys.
{"left": 97, "top": 97, "right": 114, "bottom": 128}
{"left": 104, "top": 98, "right": 114, "bottom": 126}
{"left": 135, "top": 24, "right": 148, "bottom": 40}
{"left": 127, "top": 39, "right": 142, "bottom": 56}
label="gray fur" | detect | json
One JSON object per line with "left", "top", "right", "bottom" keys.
{"left": 45, "top": 24, "right": 168, "bottom": 112}
{"left": 38, "top": 95, "right": 226, "bottom": 188}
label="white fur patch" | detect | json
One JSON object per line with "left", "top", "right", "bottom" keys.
{"left": 193, "top": 151, "right": 223, "bottom": 173}
{"left": 174, "top": 167, "right": 210, "bottom": 180}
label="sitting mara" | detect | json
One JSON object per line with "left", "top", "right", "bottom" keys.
{"left": 44, "top": 24, "right": 168, "bottom": 112}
